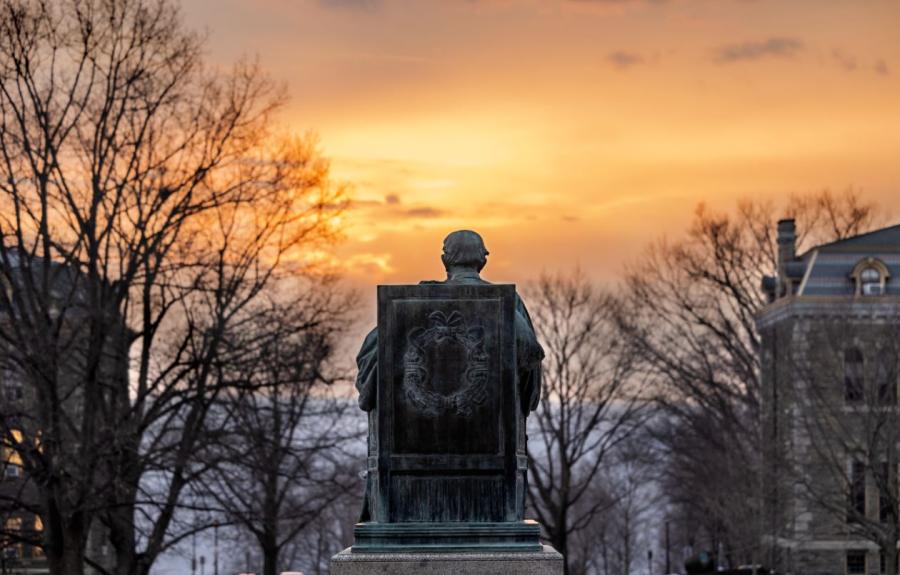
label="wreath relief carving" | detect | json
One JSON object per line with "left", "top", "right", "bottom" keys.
{"left": 402, "top": 310, "right": 489, "bottom": 418}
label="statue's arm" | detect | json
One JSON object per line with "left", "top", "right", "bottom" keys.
{"left": 355, "top": 327, "right": 378, "bottom": 412}
{"left": 514, "top": 296, "right": 545, "bottom": 413}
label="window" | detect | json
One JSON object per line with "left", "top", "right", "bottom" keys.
{"left": 2, "top": 383, "right": 22, "bottom": 402}
{"left": 848, "top": 550, "right": 867, "bottom": 574}
{"left": 2, "top": 429, "right": 23, "bottom": 478}
{"left": 2, "top": 517, "right": 22, "bottom": 560}
{"left": 861, "top": 267, "right": 884, "bottom": 295}
{"left": 28, "top": 516, "right": 44, "bottom": 559}
{"left": 4, "top": 517, "right": 22, "bottom": 531}
{"left": 845, "top": 348, "right": 865, "bottom": 403}
{"left": 878, "top": 462, "right": 894, "bottom": 523}
{"left": 0, "top": 276, "right": 12, "bottom": 305}
{"left": 849, "top": 460, "right": 866, "bottom": 522}
{"left": 876, "top": 350, "right": 897, "bottom": 406}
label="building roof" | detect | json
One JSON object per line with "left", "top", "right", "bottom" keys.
{"left": 805, "top": 222, "right": 900, "bottom": 254}
{"left": 798, "top": 223, "right": 900, "bottom": 296}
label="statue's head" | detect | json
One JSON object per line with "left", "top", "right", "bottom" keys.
{"left": 441, "top": 230, "right": 489, "bottom": 273}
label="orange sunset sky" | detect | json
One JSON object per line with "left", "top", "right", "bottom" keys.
{"left": 182, "top": 0, "right": 900, "bottom": 287}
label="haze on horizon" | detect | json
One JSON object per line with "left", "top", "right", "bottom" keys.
{"left": 182, "top": 0, "right": 900, "bottom": 287}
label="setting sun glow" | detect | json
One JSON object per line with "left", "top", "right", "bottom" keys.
{"left": 183, "top": 0, "right": 900, "bottom": 286}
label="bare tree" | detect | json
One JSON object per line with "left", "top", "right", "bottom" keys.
{"left": 566, "top": 430, "right": 659, "bottom": 575}
{"left": 617, "top": 190, "right": 879, "bottom": 566}
{"left": 0, "top": 1, "right": 345, "bottom": 573}
{"left": 786, "top": 318, "right": 900, "bottom": 575}
{"left": 277, "top": 483, "right": 362, "bottom": 575}
{"left": 523, "top": 270, "right": 648, "bottom": 575}
{"left": 198, "top": 280, "right": 361, "bottom": 575}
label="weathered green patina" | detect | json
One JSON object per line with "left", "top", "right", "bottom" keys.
{"left": 351, "top": 230, "right": 544, "bottom": 553}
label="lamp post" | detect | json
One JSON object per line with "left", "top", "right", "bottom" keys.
{"left": 665, "top": 521, "right": 671, "bottom": 573}
{"left": 214, "top": 523, "right": 219, "bottom": 575}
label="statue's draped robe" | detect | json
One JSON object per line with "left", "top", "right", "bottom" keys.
{"left": 354, "top": 272, "right": 544, "bottom": 521}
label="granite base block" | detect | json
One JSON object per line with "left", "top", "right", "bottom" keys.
{"left": 330, "top": 544, "right": 564, "bottom": 575}
{"left": 352, "top": 520, "right": 542, "bottom": 553}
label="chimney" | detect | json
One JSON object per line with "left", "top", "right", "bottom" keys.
{"left": 777, "top": 218, "right": 796, "bottom": 296}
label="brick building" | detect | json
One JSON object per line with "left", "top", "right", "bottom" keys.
{"left": 758, "top": 220, "right": 900, "bottom": 575}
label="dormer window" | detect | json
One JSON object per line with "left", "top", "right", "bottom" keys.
{"left": 851, "top": 258, "right": 890, "bottom": 296}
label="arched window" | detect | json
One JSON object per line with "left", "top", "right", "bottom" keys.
{"left": 845, "top": 348, "right": 864, "bottom": 403}
{"left": 851, "top": 258, "right": 890, "bottom": 296}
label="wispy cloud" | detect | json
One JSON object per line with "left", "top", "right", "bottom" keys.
{"left": 607, "top": 50, "right": 646, "bottom": 70}
{"left": 348, "top": 191, "right": 447, "bottom": 221}
{"left": 319, "top": 0, "right": 380, "bottom": 10}
{"left": 713, "top": 37, "right": 804, "bottom": 64}
{"left": 831, "top": 49, "right": 890, "bottom": 77}
{"left": 831, "top": 49, "right": 858, "bottom": 72}
{"left": 567, "top": 0, "right": 668, "bottom": 3}
{"left": 404, "top": 207, "right": 445, "bottom": 218}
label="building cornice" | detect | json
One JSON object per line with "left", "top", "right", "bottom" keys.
{"left": 766, "top": 536, "right": 887, "bottom": 551}
{"left": 756, "top": 295, "right": 900, "bottom": 329}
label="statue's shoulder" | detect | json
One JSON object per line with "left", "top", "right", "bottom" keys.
{"left": 416, "top": 277, "right": 492, "bottom": 286}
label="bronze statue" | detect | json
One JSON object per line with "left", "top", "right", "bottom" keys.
{"left": 353, "top": 230, "right": 544, "bottom": 523}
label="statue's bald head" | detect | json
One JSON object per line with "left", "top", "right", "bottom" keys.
{"left": 441, "top": 230, "right": 489, "bottom": 273}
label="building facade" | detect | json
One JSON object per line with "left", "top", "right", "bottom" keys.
{"left": 1, "top": 253, "right": 122, "bottom": 575}
{"left": 759, "top": 220, "right": 900, "bottom": 575}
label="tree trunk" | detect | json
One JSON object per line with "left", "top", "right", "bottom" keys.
{"left": 552, "top": 513, "right": 570, "bottom": 575}
{"left": 57, "top": 543, "right": 86, "bottom": 575}
{"left": 262, "top": 538, "right": 279, "bottom": 575}
{"left": 104, "top": 439, "right": 144, "bottom": 575}
{"left": 46, "top": 517, "right": 87, "bottom": 575}
{"left": 623, "top": 519, "right": 631, "bottom": 574}
{"left": 886, "top": 546, "right": 898, "bottom": 575}
{"left": 108, "top": 504, "right": 138, "bottom": 575}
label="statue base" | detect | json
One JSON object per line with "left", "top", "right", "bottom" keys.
{"left": 330, "top": 544, "right": 563, "bottom": 575}
{"left": 351, "top": 520, "right": 542, "bottom": 553}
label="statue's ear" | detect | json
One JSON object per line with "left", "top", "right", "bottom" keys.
{"left": 467, "top": 326, "right": 485, "bottom": 344}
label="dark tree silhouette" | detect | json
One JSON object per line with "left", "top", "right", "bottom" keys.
{"left": 0, "top": 1, "right": 345, "bottom": 573}
{"left": 524, "top": 270, "right": 649, "bottom": 575}
{"left": 198, "top": 281, "right": 360, "bottom": 575}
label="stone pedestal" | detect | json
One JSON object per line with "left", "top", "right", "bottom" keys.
{"left": 352, "top": 520, "right": 541, "bottom": 553}
{"left": 330, "top": 545, "right": 564, "bottom": 575}
{"left": 336, "top": 272, "right": 561, "bottom": 572}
